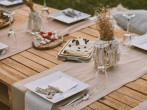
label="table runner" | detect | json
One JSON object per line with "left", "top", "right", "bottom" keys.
{"left": 131, "top": 100, "right": 147, "bottom": 110}
{"left": 25, "top": 91, "right": 53, "bottom": 110}
{"left": 12, "top": 43, "right": 147, "bottom": 110}
{"left": 0, "top": 10, "right": 95, "bottom": 60}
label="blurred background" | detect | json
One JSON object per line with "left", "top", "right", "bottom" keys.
{"left": 34, "top": 0, "right": 147, "bottom": 15}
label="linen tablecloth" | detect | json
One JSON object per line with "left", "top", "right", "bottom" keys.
{"left": 12, "top": 43, "right": 147, "bottom": 110}
{"left": 0, "top": 12, "right": 95, "bottom": 60}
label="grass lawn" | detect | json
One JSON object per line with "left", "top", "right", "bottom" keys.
{"left": 34, "top": 0, "right": 147, "bottom": 15}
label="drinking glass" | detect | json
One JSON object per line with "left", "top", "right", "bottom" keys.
{"left": 4, "top": 8, "right": 17, "bottom": 51}
{"left": 122, "top": 12, "right": 135, "bottom": 54}
{"left": 93, "top": 48, "right": 108, "bottom": 90}
{"left": 41, "top": 0, "right": 49, "bottom": 16}
{"left": 122, "top": 12, "right": 135, "bottom": 45}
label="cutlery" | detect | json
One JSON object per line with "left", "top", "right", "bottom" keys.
{"left": 73, "top": 90, "right": 93, "bottom": 106}
{"left": 61, "top": 90, "right": 89, "bottom": 107}
{"left": 0, "top": 49, "right": 6, "bottom": 56}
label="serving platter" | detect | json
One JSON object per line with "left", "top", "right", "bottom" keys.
{"left": 25, "top": 71, "right": 89, "bottom": 103}
{"left": 48, "top": 8, "right": 91, "bottom": 24}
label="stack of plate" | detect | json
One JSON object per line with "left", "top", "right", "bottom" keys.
{"left": 57, "top": 38, "right": 94, "bottom": 62}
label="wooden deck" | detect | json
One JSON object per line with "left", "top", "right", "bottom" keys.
{"left": 0, "top": 4, "right": 147, "bottom": 110}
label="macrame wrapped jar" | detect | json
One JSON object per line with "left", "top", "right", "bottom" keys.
{"left": 93, "top": 38, "right": 120, "bottom": 70}
{"left": 93, "top": 6, "right": 120, "bottom": 71}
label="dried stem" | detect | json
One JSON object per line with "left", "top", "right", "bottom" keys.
{"left": 95, "top": 6, "right": 114, "bottom": 41}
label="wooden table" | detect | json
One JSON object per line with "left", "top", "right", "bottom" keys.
{"left": 0, "top": 4, "right": 147, "bottom": 110}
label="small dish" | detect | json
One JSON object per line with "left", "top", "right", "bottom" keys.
{"left": 131, "top": 34, "right": 147, "bottom": 51}
{"left": 25, "top": 71, "right": 89, "bottom": 103}
{"left": 48, "top": 8, "right": 91, "bottom": 24}
{"left": 0, "top": 42, "right": 8, "bottom": 55}
{"left": 0, "top": 0, "right": 23, "bottom": 6}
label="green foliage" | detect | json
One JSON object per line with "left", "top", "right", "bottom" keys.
{"left": 33, "top": 0, "right": 147, "bottom": 15}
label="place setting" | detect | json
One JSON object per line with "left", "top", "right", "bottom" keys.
{"left": 24, "top": 71, "right": 94, "bottom": 109}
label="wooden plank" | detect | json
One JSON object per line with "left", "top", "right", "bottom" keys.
{"left": 0, "top": 102, "right": 9, "bottom": 110}
{"left": 19, "top": 51, "right": 56, "bottom": 68}
{"left": 80, "top": 28, "right": 99, "bottom": 38}
{"left": 118, "top": 87, "right": 147, "bottom": 102}
{"left": 63, "top": 35, "right": 76, "bottom": 42}
{"left": 82, "top": 107, "right": 92, "bottom": 110}
{"left": 53, "top": 45, "right": 63, "bottom": 52}
{"left": 126, "top": 80, "right": 147, "bottom": 95}
{"left": 0, "top": 83, "right": 10, "bottom": 106}
{"left": 135, "top": 79, "right": 147, "bottom": 87}
{"left": 8, "top": 87, "right": 12, "bottom": 108}
{"left": 0, "top": 62, "right": 27, "bottom": 81}
{"left": 11, "top": 54, "right": 47, "bottom": 73}
{"left": 1, "top": 58, "right": 36, "bottom": 76}
{"left": 114, "top": 29, "right": 125, "bottom": 39}
{"left": 45, "top": 49, "right": 58, "bottom": 56}
{"left": 99, "top": 96, "right": 132, "bottom": 110}
{"left": 108, "top": 91, "right": 140, "bottom": 107}
{"left": 89, "top": 101, "right": 114, "bottom": 110}
{"left": 89, "top": 24, "right": 96, "bottom": 29}
{"left": 142, "top": 74, "right": 147, "bottom": 80}
{"left": 70, "top": 31, "right": 96, "bottom": 41}
{"left": 27, "top": 48, "right": 62, "bottom": 64}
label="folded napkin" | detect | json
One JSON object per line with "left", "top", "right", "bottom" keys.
{"left": 25, "top": 91, "right": 54, "bottom": 110}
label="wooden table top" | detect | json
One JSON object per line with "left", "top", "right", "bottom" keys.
{"left": 0, "top": 4, "right": 147, "bottom": 110}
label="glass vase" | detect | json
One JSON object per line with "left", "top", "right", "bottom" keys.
{"left": 27, "top": 11, "right": 42, "bottom": 34}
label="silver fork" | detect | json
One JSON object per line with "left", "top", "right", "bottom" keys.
{"left": 73, "top": 90, "right": 93, "bottom": 106}
{"left": 61, "top": 91, "right": 89, "bottom": 107}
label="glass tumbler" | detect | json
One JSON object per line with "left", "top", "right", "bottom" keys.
{"left": 27, "top": 11, "right": 42, "bottom": 34}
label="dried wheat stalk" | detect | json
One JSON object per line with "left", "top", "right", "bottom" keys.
{"left": 95, "top": 6, "right": 114, "bottom": 41}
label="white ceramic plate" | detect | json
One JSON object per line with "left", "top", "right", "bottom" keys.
{"left": 0, "top": 42, "right": 8, "bottom": 55}
{"left": 0, "top": 0, "right": 23, "bottom": 6}
{"left": 0, "top": 42, "right": 8, "bottom": 50}
{"left": 48, "top": 8, "right": 91, "bottom": 24}
{"left": 131, "top": 34, "right": 147, "bottom": 51}
{"left": 25, "top": 71, "right": 89, "bottom": 103}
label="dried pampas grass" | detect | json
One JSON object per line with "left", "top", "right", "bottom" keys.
{"left": 95, "top": 6, "right": 114, "bottom": 41}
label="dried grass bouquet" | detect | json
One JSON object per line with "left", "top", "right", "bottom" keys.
{"left": 95, "top": 6, "right": 114, "bottom": 41}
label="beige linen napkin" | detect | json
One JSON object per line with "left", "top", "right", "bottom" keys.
{"left": 25, "top": 91, "right": 53, "bottom": 110}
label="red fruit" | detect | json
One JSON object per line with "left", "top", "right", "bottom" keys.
{"left": 40, "top": 31, "right": 46, "bottom": 35}
{"left": 46, "top": 35, "right": 51, "bottom": 39}
{"left": 51, "top": 38, "right": 55, "bottom": 42}
{"left": 48, "top": 32, "right": 52, "bottom": 36}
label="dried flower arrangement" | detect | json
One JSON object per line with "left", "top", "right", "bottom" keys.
{"left": 95, "top": 6, "right": 114, "bottom": 41}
